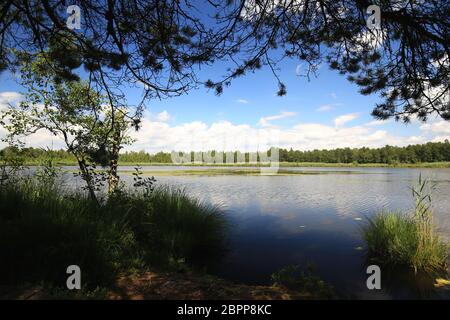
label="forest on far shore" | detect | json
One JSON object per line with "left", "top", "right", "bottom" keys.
{"left": 1, "top": 141, "right": 449, "bottom": 165}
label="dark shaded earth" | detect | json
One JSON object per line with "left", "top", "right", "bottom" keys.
{"left": 0, "top": 271, "right": 324, "bottom": 300}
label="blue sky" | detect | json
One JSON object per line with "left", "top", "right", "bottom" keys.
{"left": 0, "top": 56, "right": 449, "bottom": 153}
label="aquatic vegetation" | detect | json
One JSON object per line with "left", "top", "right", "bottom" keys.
{"left": 363, "top": 176, "right": 449, "bottom": 275}
{"left": 117, "top": 168, "right": 365, "bottom": 176}
{"left": 0, "top": 176, "right": 226, "bottom": 289}
{"left": 271, "top": 264, "right": 335, "bottom": 299}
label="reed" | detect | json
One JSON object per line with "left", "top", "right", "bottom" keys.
{"left": 363, "top": 175, "right": 448, "bottom": 275}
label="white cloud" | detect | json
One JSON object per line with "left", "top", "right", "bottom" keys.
{"left": 0, "top": 91, "right": 22, "bottom": 111}
{"left": 316, "top": 104, "right": 333, "bottom": 112}
{"left": 431, "top": 135, "right": 450, "bottom": 142}
{"left": 236, "top": 99, "right": 249, "bottom": 104}
{"left": 364, "top": 119, "right": 391, "bottom": 126}
{"left": 258, "top": 111, "right": 297, "bottom": 127}
{"left": 121, "top": 115, "right": 432, "bottom": 154}
{"left": 0, "top": 127, "right": 67, "bottom": 150}
{"left": 316, "top": 103, "right": 341, "bottom": 112}
{"left": 334, "top": 113, "right": 359, "bottom": 127}
{"left": 0, "top": 91, "right": 22, "bottom": 102}
{"left": 0, "top": 94, "right": 74, "bottom": 150}
{"left": 420, "top": 120, "right": 450, "bottom": 135}
{"left": 419, "top": 120, "right": 450, "bottom": 142}
{"left": 330, "top": 92, "right": 337, "bottom": 99}
{"left": 155, "top": 110, "right": 171, "bottom": 122}
{"left": 134, "top": 79, "right": 150, "bottom": 90}
{"left": 1, "top": 112, "right": 442, "bottom": 153}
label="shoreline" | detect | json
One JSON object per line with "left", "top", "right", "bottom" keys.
{"left": 21, "top": 161, "right": 450, "bottom": 169}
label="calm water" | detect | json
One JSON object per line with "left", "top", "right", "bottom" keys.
{"left": 63, "top": 166, "right": 450, "bottom": 299}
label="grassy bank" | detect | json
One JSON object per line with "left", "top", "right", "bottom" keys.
{"left": 19, "top": 161, "right": 450, "bottom": 168}
{"left": 0, "top": 177, "right": 226, "bottom": 291}
{"left": 120, "top": 161, "right": 450, "bottom": 168}
{"left": 276, "top": 161, "right": 450, "bottom": 168}
{"left": 362, "top": 177, "right": 449, "bottom": 275}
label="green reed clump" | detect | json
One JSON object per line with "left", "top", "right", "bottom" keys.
{"left": 363, "top": 175, "right": 449, "bottom": 275}
{"left": 148, "top": 186, "right": 227, "bottom": 268}
{"left": 0, "top": 175, "right": 226, "bottom": 289}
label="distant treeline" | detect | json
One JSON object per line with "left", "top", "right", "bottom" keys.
{"left": 1, "top": 141, "right": 450, "bottom": 164}
{"left": 279, "top": 141, "right": 450, "bottom": 164}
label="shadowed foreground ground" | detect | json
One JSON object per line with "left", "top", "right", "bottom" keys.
{"left": 2, "top": 271, "right": 449, "bottom": 300}
{"left": 0, "top": 272, "right": 323, "bottom": 300}
{"left": 108, "top": 272, "right": 317, "bottom": 300}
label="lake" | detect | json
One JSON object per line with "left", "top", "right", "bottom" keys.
{"left": 63, "top": 165, "right": 450, "bottom": 299}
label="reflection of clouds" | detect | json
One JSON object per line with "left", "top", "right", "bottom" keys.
{"left": 152, "top": 172, "right": 447, "bottom": 219}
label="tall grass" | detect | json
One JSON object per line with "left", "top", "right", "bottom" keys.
{"left": 362, "top": 175, "right": 448, "bottom": 275}
{"left": 149, "top": 186, "right": 227, "bottom": 267}
{"left": 0, "top": 177, "right": 226, "bottom": 289}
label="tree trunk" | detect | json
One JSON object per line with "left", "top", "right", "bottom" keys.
{"left": 77, "top": 158, "right": 98, "bottom": 203}
{"left": 108, "top": 157, "right": 119, "bottom": 194}
{"left": 107, "top": 127, "right": 121, "bottom": 194}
